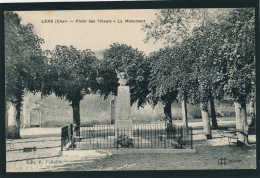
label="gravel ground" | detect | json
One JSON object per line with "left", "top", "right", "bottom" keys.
{"left": 6, "top": 128, "right": 256, "bottom": 172}
{"left": 83, "top": 144, "right": 256, "bottom": 171}
{"left": 6, "top": 136, "right": 109, "bottom": 172}
{"left": 47, "top": 136, "right": 256, "bottom": 171}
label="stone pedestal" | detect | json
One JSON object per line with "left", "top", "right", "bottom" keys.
{"left": 114, "top": 86, "right": 133, "bottom": 138}
{"left": 110, "top": 100, "right": 115, "bottom": 124}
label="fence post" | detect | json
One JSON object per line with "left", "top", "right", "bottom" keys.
{"left": 190, "top": 127, "right": 193, "bottom": 149}
{"left": 150, "top": 125, "right": 152, "bottom": 149}
{"left": 180, "top": 126, "right": 183, "bottom": 147}
{"left": 107, "top": 125, "right": 108, "bottom": 149}
{"left": 137, "top": 127, "right": 139, "bottom": 149}
{"left": 61, "top": 127, "right": 63, "bottom": 151}
{"left": 70, "top": 124, "right": 73, "bottom": 141}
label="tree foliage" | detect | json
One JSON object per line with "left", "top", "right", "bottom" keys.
{"left": 219, "top": 8, "right": 255, "bottom": 103}
{"left": 142, "top": 9, "right": 229, "bottom": 46}
{"left": 187, "top": 23, "right": 226, "bottom": 106}
{"left": 45, "top": 45, "right": 98, "bottom": 130}
{"left": 98, "top": 43, "right": 150, "bottom": 108}
{"left": 47, "top": 45, "right": 97, "bottom": 102}
{"left": 144, "top": 9, "right": 228, "bottom": 107}
{"left": 147, "top": 46, "right": 193, "bottom": 126}
{"left": 142, "top": 9, "right": 202, "bottom": 45}
{"left": 5, "top": 12, "right": 45, "bottom": 104}
{"left": 147, "top": 48, "right": 179, "bottom": 107}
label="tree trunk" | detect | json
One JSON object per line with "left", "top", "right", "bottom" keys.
{"left": 110, "top": 99, "right": 115, "bottom": 124}
{"left": 7, "top": 101, "right": 21, "bottom": 139}
{"left": 200, "top": 101, "right": 212, "bottom": 139}
{"left": 234, "top": 101, "right": 248, "bottom": 145}
{"left": 210, "top": 99, "right": 218, "bottom": 129}
{"left": 22, "top": 97, "right": 30, "bottom": 128}
{"left": 249, "top": 100, "right": 255, "bottom": 128}
{"left": 164, "top": 101, "right": 173, "bottom": 137}
{"left": 181, "top": 96, "right": 189, "bottom": 143}
{"left": 6, "top": 101, "right": 8, "bottom": 138}
{"left": 164, "top": 101, "right": 173, "bottom": 125}
{"left": 72, "top": 99, "right": 81, "bottom": 136}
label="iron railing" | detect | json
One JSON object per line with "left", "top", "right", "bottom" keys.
{"left": 62, "top": 124, "right": 193, "bottom": 150}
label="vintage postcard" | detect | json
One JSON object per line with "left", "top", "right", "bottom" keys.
{"left": 3, "top": 1, "right": 257, "bottom": 174}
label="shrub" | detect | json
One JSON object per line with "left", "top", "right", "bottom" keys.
{"left": 187, "top": 106, "right": 201, "bottom": 119}
{"left": 215, "top": 110, "right": 236, "bottom": 117}
{"left": 41, "top": 120, "right": 72, "bottom": 127}
{"left": 81, "top": 119, "right": 111, "bottom": 126}
{"left": 7, "top": 125, "right": 20, "bottom": 138}
{"left": 133, "top": 115, "right": 161, "bottom": 124}
{"left": 114, "top": 134, "right": 133, "bottom": 148}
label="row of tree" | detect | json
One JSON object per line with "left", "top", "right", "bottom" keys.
{"left": 141, "top": 8, "right": 255, "bottom": 143}
{"left": 5, "top": 9, "right": 255, "bottom": 145}
{"left": 95, "top": 8, "right": 255, "bottom": 144}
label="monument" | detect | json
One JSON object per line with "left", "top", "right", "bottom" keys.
{"left": 114, "top": 68, "right": 133, "bottom": 138}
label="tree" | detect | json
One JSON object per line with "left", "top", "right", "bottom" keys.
{"left": 249, "top": 97, "right": 256, "bottom": 128}
{"left": 147, "top": 46, "right": 198, "bottom": 132}
{"left": 97, "top": 43, "right": 149, "bottom": 108}
{"left": 148, "top": 48, "right": 178, "bottom": 127}
{"left": 47, "top": 45, "right": 97, "bottom": 134}
{"left": 219, "top": 8, "right": 255, "bottom": 144}
{"left": 172, "top": 40, "right": 199, "bottom": 133}
{"left": 186, "top": 24, "right": 224, "bottom": 138}
{"left": 143, "top": 8, "right": 255, "bottom": 142}
{"left": 209, "top": 98, "right": 218, "bottom": 129}
{"left": 149, "top": 42, "right": 202, "bottom": 134}
{"left": 5, "top": 12, "right": 45, "bottom": 138}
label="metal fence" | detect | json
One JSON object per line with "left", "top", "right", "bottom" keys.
{"left": 62, "top": 124, "right": 193, "bottom": 150}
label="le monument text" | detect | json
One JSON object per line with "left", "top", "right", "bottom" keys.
{"left": 41, "top": 19, "right": 146, "bottom": 24}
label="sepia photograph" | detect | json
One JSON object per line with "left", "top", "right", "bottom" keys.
{"left": 3, "top": 2, "right": 257, "bottom": 173}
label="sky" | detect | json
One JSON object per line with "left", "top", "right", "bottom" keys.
{"left": 16, "top": 10, "right": 165, "bottom": 56}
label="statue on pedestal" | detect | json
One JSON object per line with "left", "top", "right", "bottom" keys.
{"left": 114, "top": 67, "right": 133, "bottom": 139}
{"left": 115, "top": 68, "right": 128, "bottom": 86}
